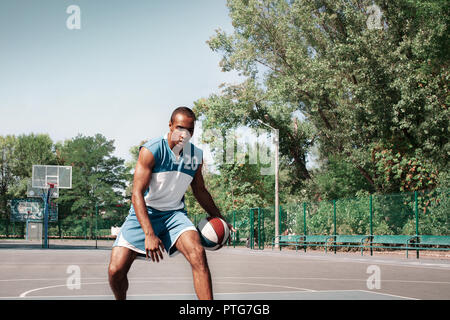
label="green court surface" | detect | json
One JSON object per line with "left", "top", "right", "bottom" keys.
{"left": 0, "top": 240, "right": 449, "bottom": 300}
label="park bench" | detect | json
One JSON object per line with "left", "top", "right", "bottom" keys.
{"left": 329, "top": 235, "right": 371, "bottom": 255}
{"left": 272, "top": 235, "right": 303, "bottom": 251}
{"left": 369, "top": 235, "right": 418, "bottom": 258}
{"left": 301, "top": 235, "right": 334, "bottom": 253}
{"left": 407, "top": 235, "right": 450, "bottom": 257}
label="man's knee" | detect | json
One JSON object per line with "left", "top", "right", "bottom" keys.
{"left": 108, "top": 262, "right": 125, "bottom": 281}
{"left": 109, "top": 247, "right": 135, "bottom": 278}
{"left": 186, "top": 244, "right": 208, "bottom": 271}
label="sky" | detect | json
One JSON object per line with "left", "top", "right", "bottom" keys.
{"left": 0, "top": 0, "right": 244, "bottom": 164}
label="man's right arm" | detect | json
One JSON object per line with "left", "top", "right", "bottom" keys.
{"left": 132, "top": 147, "right": 165, "bottom": 262}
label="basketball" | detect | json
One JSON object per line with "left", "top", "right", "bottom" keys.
{"left": 197, "top": 217, "right": 230, "bottom": 251}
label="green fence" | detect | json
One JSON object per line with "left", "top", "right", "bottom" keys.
{"left": 0, "top": 216, "right": 123, "bottom": 240}
{"left": 1, "top": 189, "right": 448, "bottom": 250}
{"left": 191, "top": 188, "right": 448, "bottom": 249}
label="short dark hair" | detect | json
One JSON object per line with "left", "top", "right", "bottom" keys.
{"left": 170, "top": 106, "right": 196, "bottom": 123}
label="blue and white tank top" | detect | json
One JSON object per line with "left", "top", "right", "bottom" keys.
{"left": 140, "top": 133, "right": 203, "bottom": 211}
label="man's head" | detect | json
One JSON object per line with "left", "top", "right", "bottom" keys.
{"left": 168, "top": 106, "right": 196, "bottom": 149}
{"left": 170, "top": 106, "right": 196, "bottom": 124}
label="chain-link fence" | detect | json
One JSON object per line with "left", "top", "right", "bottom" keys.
{"left": 1, "top": 189, "right": 448, "bottom": 249}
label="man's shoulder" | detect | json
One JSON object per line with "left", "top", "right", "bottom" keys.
{"left": 140, "top": 136, "right": 164, "bottom": 154}
{"left": 190, "top": 141, "right": 203, "bottom": 153}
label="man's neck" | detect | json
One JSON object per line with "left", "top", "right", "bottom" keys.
{"left": 167, "top": 132, "right": 176, "bottom": 149}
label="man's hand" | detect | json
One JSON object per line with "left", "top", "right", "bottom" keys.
{"left": 145, "top": 234, "right": 165, "bottom": 262}
{"left": 216, "top": 214, "right": 237, "bottom": 233}
{"left": 191, "top": 162, "right": 237, "bottom": 234}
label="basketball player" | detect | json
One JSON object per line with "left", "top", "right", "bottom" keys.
{"left": 108, "top": 106, "right": 234, "bottom": 300}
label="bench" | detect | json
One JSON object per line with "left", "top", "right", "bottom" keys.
{"left": 272, "top": 235, "right": 303, "bottom": 251}
{"left": 369, "top": 235, "right": 418, "bottom": 258}
{"left": 301, "top": 235, "right": 334, "bottom": 253}
{"left": 329, "top": 235, "right": 371, "bottom": 255}
{"left": 407, "top": 235, "right": 450, "bottom": 257}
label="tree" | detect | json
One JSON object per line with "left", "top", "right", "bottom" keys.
{"left": 0, "top": 135, "right": 17, "bottom": 219}
{"left": 0, "top": 134, "right": 57, "bottom": 219}
{"left": 195, "top": 0, "right": 448, "bottom": 196}
{"left": 11, "top": 133, "right": 56, "bottom": 197}
{"left": 124, "top": 140, "right": 147, "bottom": 199}
{"left": 56, "top": 134, "right": 129, "bottom": 236}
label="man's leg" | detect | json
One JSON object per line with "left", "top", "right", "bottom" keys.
{"left": 175, "top": 230, "right": 213, "bottom": 300}
{"left": 108, "top": 246, "right": 137, "bottom": 300}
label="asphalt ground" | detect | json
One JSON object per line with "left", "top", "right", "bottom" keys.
{"left": 0, "top": 239, "right": 449, "bottom": 300}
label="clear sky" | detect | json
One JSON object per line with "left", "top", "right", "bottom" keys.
{"left": 0, "top": 0, "right": 243, "bottom": 163}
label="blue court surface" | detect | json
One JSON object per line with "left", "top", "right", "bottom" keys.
{"left": 0, "top": 240, "right": 449, "bottom": 300}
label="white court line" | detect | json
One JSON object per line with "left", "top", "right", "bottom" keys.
{"left": 214, "top": 281, "right": 315, "bottom": 292}
{"left": 220, "top": 276, "right": 450, "bottom": 285}
{"left": 3, "top": 276, "right": 449, "bottom": 286}
{"left": 0, "top": 290, "right": 329, "bottom": 300}
{"left": 19, "top": 282, "right": 107, "bottom": 298}
{"left": 18, "top": 279, "right": 314, "bottom": 298}
{"left": 0, "top": 276, "right": 192, "bottom": 282}
{"left": 7, "top": 290, "right": 417, "bottom": 300}
{"left": 288, "top": 289, "right": 418, "bottom": 300}
{"left": 226, "top": 249, "right": 450, "bottom": 270}
{"left": 356, "top": 290, "right": 418, "bottom": 300}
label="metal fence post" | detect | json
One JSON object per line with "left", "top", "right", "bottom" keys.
{"left": 333, "top": 200, "right": 337, "bottom": 254}
{"left": 233, "top": 210, "right": 236, "bottom": 248}
{"left": 250, "top": 209, "right": 254, "bottom": 250}
{"left": 303, "top": 202, "right": 307, "bottom": 252}
{"left": 370, "top": 194, "right": 373, "bottom": 256}
{"left": 415, "top": 191, "right": 419, "bottom": 259}
{"left": 258, "top": 208, "right": 262, "bottom": 250}
{"left": 303, "top": 203, "right": 307, "bottom": 236}
{"left": 279, "top": 205, "right": 282, "bottom": 236}
{"left": 95, "top": 202, "right": 98, "bottom": 249}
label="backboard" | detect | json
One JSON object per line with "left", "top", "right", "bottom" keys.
{"left": 32, "top": 165, "right": 72, "bottom": 189}
{"left": 9, "top": 198, "right": 58, "bottom": 222}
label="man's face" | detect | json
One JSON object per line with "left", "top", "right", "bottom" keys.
{"left": 169, "top": 113, "right": 195, "bottom": 147}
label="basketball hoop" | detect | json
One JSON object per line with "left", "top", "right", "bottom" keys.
{"left": 31, "top": 165, "right": 72, "bottom": 249}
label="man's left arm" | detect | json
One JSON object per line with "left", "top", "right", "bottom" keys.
{"left": 190, "top": 163, "right": 236, "bottom": 232}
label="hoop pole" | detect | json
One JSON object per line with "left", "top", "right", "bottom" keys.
{"left": 42, "top": 184, "right": 56, "bottom": 249}
{"left": 43, "top": 188, "right": 51, "bottom": 248}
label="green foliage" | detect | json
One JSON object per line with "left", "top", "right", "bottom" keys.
{"left": 372, "top": 144, "right": 439, "bottom": 192}
{"left": 0, "top": 132, "right": 130, "bottom": 228}
{"left": 0, "top": 135, "right": 17, "bottom": 218}
{"left": 0, "top": 134, "right": 56, "bottom": 218}
{"left": 416, "top": 188, "right": 450, "bottom": 235}
{"left": 197, "top": 0, "right": 449, "bottom": 196}
{"left": 303, "top": 155, "right": 375, "bottom": 201}
{"left": 56, "top": 134, "right": 130, "bottom": 220}
{"left": 13, "top": 134, "right": 56, "bottom": 178}
{"left": 124, "top": 140, "right": 148, "bottom": 198}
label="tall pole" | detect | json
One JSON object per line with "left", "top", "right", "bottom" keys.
{"left": 274, "top": 129, "right": 279, "bottom": 249}
{"left": 257, "top": 119, "right": 280, "bottom": 249}
{"left": 43, "top": 187, "right": 51, "bottom": 248}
